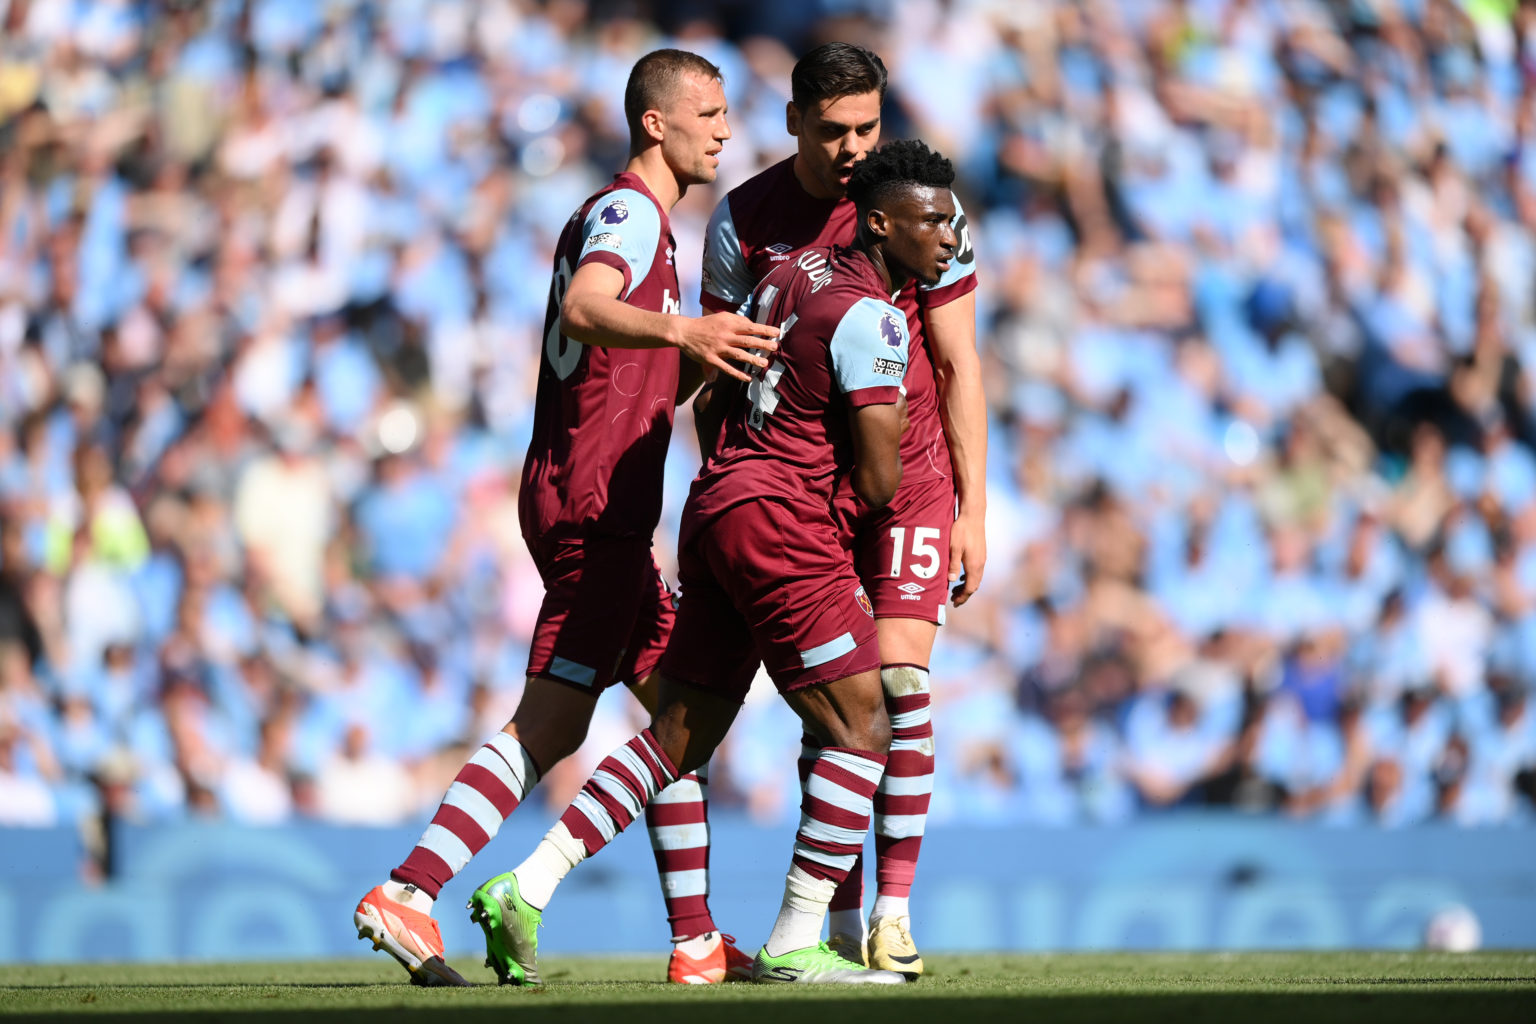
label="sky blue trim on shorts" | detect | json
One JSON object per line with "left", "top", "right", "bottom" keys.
{"left": 550, "top": 656, "right": 599, "bottom": 687}
{"left": 800, "top": 632, "right": 857, "bottom": 669}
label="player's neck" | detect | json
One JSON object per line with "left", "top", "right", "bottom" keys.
{"left": 859, "top": 244, "right": 907, "bottom": 298}
{"left": 625, "top": 150, "right": 685, "bottom": 210}
{"left": 790, "top": 155, "right": 842, "bottom": 201}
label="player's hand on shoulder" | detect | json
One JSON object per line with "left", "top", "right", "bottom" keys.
{"left": 678, "top": 312, "right": 778, "bottom": 383}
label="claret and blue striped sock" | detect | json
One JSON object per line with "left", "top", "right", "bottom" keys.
{"left": 392, "top": 731, "right": 538, "bottom": 900}
{"left": 873, "top": 665, "right": 933, "bottom": 911}
{"left": 646, "top": 764, "right": 718, "bottom": 940}
{"left": 513, "top": 730, "right": 679, "bottom": 909}
{"left": 764, "top": 746, "right": 886, "bottom": 957}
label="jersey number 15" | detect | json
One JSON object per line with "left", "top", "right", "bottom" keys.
{"left": 889, "top": 526, "right": 941, "bottom": 579}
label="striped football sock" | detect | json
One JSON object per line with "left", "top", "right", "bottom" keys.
{"left": 646, "top": 764, "right": 718, "bottom": 940}
{"left": 514, "top": 730, "right": 678, "bottom": 909}
{"left": 874, "top": 665, "right": 933, "bottom": 901}
{"left": 765, "top": 746, "right": 886, "bottom": 956}
{"left": 392, "top": 731, "right": 538, "bottom": 899}
{"left": 809, "top": 734, "right": 867, "bottom": 919}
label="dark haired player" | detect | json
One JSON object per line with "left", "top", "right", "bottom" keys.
{"left": 699, "top": 42, "right": 986, "bottom": 976}
{"left": 470, "top": 141, "right": 959, "bottom": 986}
{"left": 352, "top": 48, "right": 778, "bottom": 988}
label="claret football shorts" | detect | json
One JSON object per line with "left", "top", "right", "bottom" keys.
{"left": 661, "top": 499, "right": 881, "bottom": 701}
{"left": 834, "top": 472, "right": 955, "bottom": 625}
{"left": 525, "top": 534, "right": 675, "bottom": 692}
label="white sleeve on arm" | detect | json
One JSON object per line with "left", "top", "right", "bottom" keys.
{"left": 829, "top": 297, "right": 910, "bottom": 397}
{"left": 701, "top": 196, "right": 756, "bottom": 309}
{"left": 578, "top": 189, "right": 662, "bottom": 299}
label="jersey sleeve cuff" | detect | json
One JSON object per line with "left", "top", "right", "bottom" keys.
{"left": 847, "top": 386, "right": 903, "bottom": 408}
{"left": 577, "top": 249, "right": 634, "bottom": 295}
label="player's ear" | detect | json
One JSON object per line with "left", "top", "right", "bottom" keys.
{"left": 865, "top": 208, "right": 889, "bottom": 239}
{"left": 641, "top": 106, "right": 666, "bottom": 145}
{"left": 785, "top": 101, "right": 801, "bottom": 137}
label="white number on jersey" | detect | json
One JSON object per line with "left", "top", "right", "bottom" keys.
{"left": 747, "top": 360, "right": 785, "bottom": 430}
{"left": 544, "top": 256, "right": 582, "bottom": 381}
{"left": 888, "top": 526, "right": 942, "bottom": 579}
{"left": 744, "top": 282, "right": 797, "bottom": 430}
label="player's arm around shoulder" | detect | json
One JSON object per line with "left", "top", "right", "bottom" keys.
{"left": 837, "top": 297, "right": 911, "bottom": 509}
{"left": 923, "top": 193, "right": 987, "bottom": 607}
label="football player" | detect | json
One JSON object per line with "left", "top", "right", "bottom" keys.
{"left": 352, "top": 48, "right": 778, "bottom": 988}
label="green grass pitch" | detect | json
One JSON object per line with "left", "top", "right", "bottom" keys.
{"left": 2, "top": 953, "right": 1532, "bottom": 1022}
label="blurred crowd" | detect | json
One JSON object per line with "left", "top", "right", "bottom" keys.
{"left": 1, "top": 0, "right": 1534, "bottom": 849}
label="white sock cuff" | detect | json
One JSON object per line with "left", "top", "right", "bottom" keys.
{"left": 871, "top": 894, "right": 910, "bottom": 922}
{"left": 880, "top": 665, "right": 930, "bottom": 698}
{"left": 381, "top": 879, "right": 434, "bottom": 911}
{"left": 784, "top": 863, "right": 837, "bottom": 913}
{"left": 514, "top": 821, "right": 585, "bottom": 910}
{"left": 547, "top": 820, "right": 585, "bottom": 867}
{"left": 829, "top": 908, "right": 867, "bottom": 940}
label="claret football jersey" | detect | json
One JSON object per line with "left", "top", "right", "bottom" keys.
{"left": 683, "top": 245, "right": 909, "bottom": 535}
{"left": 520, "top": 172, "right": 684, "bottom": 541}
{"left": 700, "top": 155, "right": 976, "bottom": 487}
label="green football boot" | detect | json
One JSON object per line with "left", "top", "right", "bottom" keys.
{"left": 752, "top": 941, "right": 906, "bottom": 984}
{"left": 467, "top": 871, "right": 543, "bottom": 986}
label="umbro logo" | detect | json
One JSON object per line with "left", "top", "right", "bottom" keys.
{"left": 898, "top": 582, "right": 925, "bottom": 594}
{"left": 766, "top": 242, "right": 794, "bottom": 254}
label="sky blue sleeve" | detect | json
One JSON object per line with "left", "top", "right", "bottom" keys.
{"left": 829, "top": 296, "right": 910, "bottom": 396}
{"left": 578, "top": 189, "right": 662, "bottom": 300}
{"left": 920, "top": 189, "right": 977, "bottom": 294}
{"left": 700, "top": 196, "right": 755, "bottom": 310}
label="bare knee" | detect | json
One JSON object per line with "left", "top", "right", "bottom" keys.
{"left": 650, "top": 676, "right": 740, "bottom": 776}
{"left": 854, "top": 707, "right": 893, "bottom": 757}
{"left": 790, "top": 672, "right": 891, "bottom": 757}
{"left": 506, "top": 713, "right": 587, "bottom": 768}
{"left": 649, "top": 698, "right": 693, "bottom": 773}
{"left": 506, "top": 677, "right": 597, "bottom": 768}
{"left": 817, "top": 710, "right": 891, "bottom": 757}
